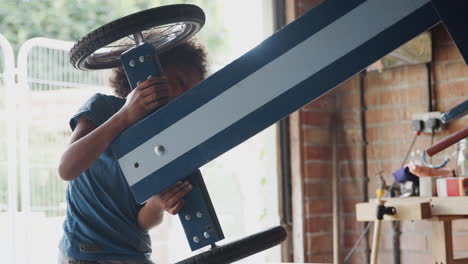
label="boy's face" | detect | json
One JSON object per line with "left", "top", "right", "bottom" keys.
{"left": 164, "top": 64, "right": 203, "bottom": 101}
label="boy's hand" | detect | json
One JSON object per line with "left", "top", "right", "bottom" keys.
{"left": 151, "top": 181, "right": 193, "bottom": 215}
{"left": 120, "top": 76, "right": 170, "bottom": 125}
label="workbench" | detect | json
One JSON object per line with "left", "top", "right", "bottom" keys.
{"left": 356, "top": 197, "right": 468, "bottom": 264}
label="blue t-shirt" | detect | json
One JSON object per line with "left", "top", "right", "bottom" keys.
{"left": 59, "top": 93, "right": 151, "bottom": 262}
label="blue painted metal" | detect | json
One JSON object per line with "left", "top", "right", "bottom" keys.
{"left": 111, "top": 0, "right": 441, "bottom": 204}
{"left": 118, "top": 43, "right": 224, "bottom": 251}
{"left": 112, "top": 0, "right": 366, "bottom": 159}
{"left": 178, "top": 170, "right": 224, "bottom": 251}
{"left": 431, "top": 0, "right": 468, "bottom": 64}
{"left": 120, "top": 43, "right": 163, "bottom": 90}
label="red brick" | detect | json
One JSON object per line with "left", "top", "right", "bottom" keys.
{"left": 377, "top": 123, "right": 413, "bottom": 141}
{"left": 304, "top": 145, "right": 332, "bottom": 161}
{"left": 343, "top": 232, "right": 368, "bottom": 250}
{"left": 339, "top": 163, "right": 364, "bottom": 178}
{"left": 339, "top": 93, "right": 360, "bottom": 110}
{"left": 304, "top": 93, "right": 336, "bottom": 111}
{"left": 339, "top": 145, "right": 362, "bottom": 161}
{"left": 305, "top": 233, "right": 333, "bottom": 253}
{"left": 303, "top": 127, "right": 330, "bottom": 146}
{"left": 337, "top": 76, "right": 359, "bottom": 93}
{"left": 434, "top": 61, "right": 468, "bottom": 82}
{"left": 342, "top": 199, "right": 362, "bottom": 214}
{"left": 432, "top": 24, "right": 453, "bottom": 46}
{"left": 365, "top": 108, "right": 400, "bottom": 124}
{"left": 302, "top": 110, "right": 333, "bottom": 127}
{"left": 305, "top": 198, "right": 332, "bottom": 215}
{"left": 366, "top": 127, "right": 378, "bottom": 141}
{"left": 341, "top": 251, "right": 367, "bottom": 264}
{"left": 304, "top": 180, "right": 332, "bottom": 198}
{"left": 365, "top": 70, "right": 396, "bottom": 89}
{"left": 365, "top": 92, "right": 380, "bottom": 107}
{"left": 305, "top": 216, "right": 333, "bottom": 233}
{"left": 366, "top": 161, "right": 398, "bottom": 176}
{"left": 341, "top": 180, "right": 364, "bottom": 197}
{"left": 400, "top": 104, "right": 429, "bottom": 121}
{"left": 305, "top": 252, "right": 333, "bottom": 264}
{"left": 434, "top": 44, "right": 463, "bottom": 62}
{"left": 338, "top": 127, "right": 363, "bottom": 144}
{"left": 367, "top": 143, "right": 407, "bottom": 160}
{"left": 435, "top": 79, "right": 468, "bottom": 99}
{"left": 365, "top": 65, "right": 426, "bottom": 89}
{"left": 296, "top": 0, "right": 324, "bottom": 16}
{"left": 380, "top": 87, "right": 424, "bottom": 105}
{"left": 403, "top": 65, "right": 429, "bottom": 85}
{"left": 344, "top": 215, "right": 363, "bottom": 232}
{"left": 340, "top": 110, "right": 360, "bottom": 127}
{"left": 304, "top": 162, "right": 332, "bottom": 179}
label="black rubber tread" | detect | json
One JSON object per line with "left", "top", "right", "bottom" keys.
{"left": 70, "top": 4, "right": 205, "bottom": 70}
{"left": 175, "top": 225, "right": 287, "bottom": 264}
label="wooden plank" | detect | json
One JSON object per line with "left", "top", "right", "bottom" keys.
{"left": 356, "top": 197, "right": 468, "bottom": 221}
{"left": 290, "top": 111, "right": 305, "bottom": 263}
{"left": 431, "top": 197, "right": 468, "bottom": 215}
{"left": 432, "top": 218, "right": 452, "bottom": 264}
{"left": 356, "top": 200, "right": 432, "bottom": 221}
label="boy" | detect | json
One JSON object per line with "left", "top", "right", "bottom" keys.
{"left": 58, "top": 40, "right": 208, "bottom": 264}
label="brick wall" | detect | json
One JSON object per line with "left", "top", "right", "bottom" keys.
{"left": 287, "top": 0, "right": 468, "bottom": 263}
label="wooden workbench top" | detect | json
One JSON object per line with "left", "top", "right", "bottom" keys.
{"left": 356, "top": 196, "right": 468, "bottom": 221}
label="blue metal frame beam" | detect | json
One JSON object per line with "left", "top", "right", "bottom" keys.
{"left": 111, "top": 0, "right": 440, "bottom": 204}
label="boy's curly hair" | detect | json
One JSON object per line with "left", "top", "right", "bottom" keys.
{"left": 109, "top": 39, "right": 208, "bottom": 98}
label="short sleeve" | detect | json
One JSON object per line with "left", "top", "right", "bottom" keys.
{"left": 69, "top": 93, "right": 114, "bottom": 131}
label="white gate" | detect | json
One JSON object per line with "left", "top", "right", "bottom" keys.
{"left": 0, "top": 32, "right": 17, "bottom": 264}
{"left": 0, "top": 35, "right": 111, "bottom": 264}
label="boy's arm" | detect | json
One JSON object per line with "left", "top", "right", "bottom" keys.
{"left": 58, "top": 77, "right": 170, "bottom": 181}
{"left": 137, "top": 181, "right": 192, "bottom": 230}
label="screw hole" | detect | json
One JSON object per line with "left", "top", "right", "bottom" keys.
{"left": 134, "top": 162, "right": 139, "bottom": 168}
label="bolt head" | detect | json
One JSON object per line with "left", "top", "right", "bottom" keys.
{"left": 196, "top": 212, "right": 203, "bottom": 218}
{"left": 139, "top": 56, "right": 145, "bottom": 62}
{"left": 129, "top": 60, "right": 135, "bottom": 67}
{"left": 154, "top": 145, "right": 165, "bottom": 156}
{"left": 204, "top": 232, "right": 210, "bottom": 238}
{"left": 193, "top": 236, "right": 199, "bottom": 243}
{"left": 185, "top": 214, "right": 191, "bottom": 221}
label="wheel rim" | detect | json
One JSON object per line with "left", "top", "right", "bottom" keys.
{"left": 83, "top": 21, "right": 201, "bottom": 69}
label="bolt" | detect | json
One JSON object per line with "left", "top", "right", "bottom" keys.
{"left": 204, "top": 232, "right": 210, "bottom": 238}
{"left": 196, "top": 212, "right": 203, "bottom": 218}
{"left": 147, "top": 75, "right": 152, "bottom": 80}
{"left": 154, "top": 145, "right": 165, "bottom": 156}
{"left": 136, "top": 81, "right": 141, "bottom": 86}
{"left": 185, "top": 214, "right": 191, "bottom": 221}
{"left": 193, "top": 236, "right": 199, "bottom": 243}
{"left": 139, "top": 56, "right": 145, "bottom": 62}
{"left": 129, "top": 60, "right": 135, "bottom": 67}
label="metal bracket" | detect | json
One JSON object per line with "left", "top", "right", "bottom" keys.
{"left": 118, "top": 44, "right": 224, "bottom": 251}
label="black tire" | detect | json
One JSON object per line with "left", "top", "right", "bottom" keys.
{"left": 70, "top": 4, "right": 205, "bottom": 70}
{"left": 175, "top": 225, "right": 287, "bottom": 264}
